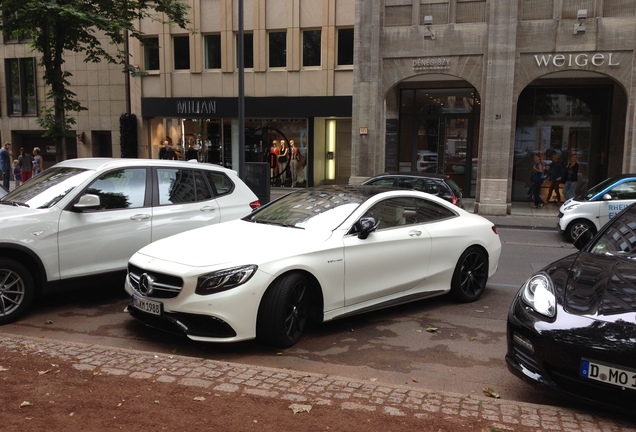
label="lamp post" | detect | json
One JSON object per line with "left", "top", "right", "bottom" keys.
{"left": 238, "top": 0, "right": 246, "bottom": 179}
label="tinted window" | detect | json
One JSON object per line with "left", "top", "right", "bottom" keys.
{"left": 607, "top": 181, "right": 636, "bottom": 200}
{"left": 157, "top": 169, "right": 213, "bottom": 205}
{"left": 592, "top": 207, "right": 636, "bottom": 255}
{"left": 366, "top": 178, "right": 395, "bottom": 187}
{"left": 414, "top": 197, "right": 456, "bottom": 223}
{"left": 205, "top": 171, "right": 234, "bottom": 196}
{"left": 85, "top": 169, "right": 146, "bottom": 210}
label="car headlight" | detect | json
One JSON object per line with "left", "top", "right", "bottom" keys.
{"left": 562, "top": 202, "right": 580, "bottom": 212}
{"left": 520, "top": 274, "right": 556, "bottom": 318}
{"left": 195, "top": 265, "right": 258, "bottom": 295}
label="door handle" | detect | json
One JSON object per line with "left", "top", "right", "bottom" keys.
{"left": 130, "top": 214, "right": 151, "bottom": 221}
{"left": 408, "top": 230, "right": 422, "bottom": 237}
{"left": 200, "top": 206, "right": 217, "bottom": 212}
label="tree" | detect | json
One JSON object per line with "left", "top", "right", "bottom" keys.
{"left": 0, "top": 1, "right": 189, "bottom": 162}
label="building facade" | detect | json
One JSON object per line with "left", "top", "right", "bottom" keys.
{"left": 353, "top": 0, "right": 636, "bottom": 215}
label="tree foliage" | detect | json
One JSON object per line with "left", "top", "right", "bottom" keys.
{"left": 0, "top": 0, "right": 189, "bottom": 161}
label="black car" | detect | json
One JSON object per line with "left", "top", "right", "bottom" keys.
{"left": 362, "top": 172, "right": 464, "bottom": 209}
{"left": 506, "top": 203, "right": 636, "bottom": 415}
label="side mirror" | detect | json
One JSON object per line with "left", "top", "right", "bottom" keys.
{"left": 573, "top": 229, "right": 594, "bottom": 250}
{"left": 356, "top": 216, "right": 379, "bottom": 240}
{"left": 74, "top": 194, "right": 101, "bottom": 210}
{"left": 602, "top": 193, "right": 612, "bottom": 201}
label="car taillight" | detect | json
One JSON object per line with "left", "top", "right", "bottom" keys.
{"left": 249, "top": 200, "right": 260, "bottom": 209}
{"left": 491, "top": 225, "right": 498, "bottom": 235}
{"left": 451, "top": 195, "right": 458, "bottom": 206}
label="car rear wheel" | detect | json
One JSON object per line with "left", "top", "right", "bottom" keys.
{"left": 450, "top": 247, "right": 488, "bottom": 302}
{"left": 566, "top": 219, "right": 595, "bottom": 242}
{"left": 0, "top": 258, "right": 35, "bottom": 325}
{"left": 257, "top": 273, "right": 309, "bottom": 348}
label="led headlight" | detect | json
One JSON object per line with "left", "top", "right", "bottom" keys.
{"left": 562, "top": 202, "right": 580, "bottom": 212}
{"left": 195, "top": 265, "right": 257, "bottom": 295}
{"left": 520, "top": 273, "right": 556, "bottom": 317}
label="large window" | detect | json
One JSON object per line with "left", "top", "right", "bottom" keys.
{"left": 302, "top": 30, "right": 321, "bottom": 67}
{"left": 268, "top": 31, "right": 287, "bottom": 68}
{"left": 5, "top": 58, "right": 37, "bottom": 115}
{"left": 337, "top": 28, "right": 354, "bottom": 66}
{"left": 173, "top": 35, "right": 190, "bottom": 70}
{"left": 236, "top": 33, "right": 254, "bottom": 69}
{"left": 204, "top": 34, "right": 221, "bottom": 69}
{"left": 143, "top": 37, "right": 160, "bottom": 71}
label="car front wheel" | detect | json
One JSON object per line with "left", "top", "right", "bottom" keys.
{"left": 566, "top": 219, "right": 595, "bottom": 242}
{"left": 257, "top": 273, "right": 309, "bottom": 348}
{"left": 0, "top": 258, "right": 35, "bottom": 325}
{"left": 450, "top": 247, "right": 488, "bottom": 302}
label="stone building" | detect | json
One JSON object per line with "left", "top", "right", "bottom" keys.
{"left": 352, "top": 0, "right": 636, "bottom": 215}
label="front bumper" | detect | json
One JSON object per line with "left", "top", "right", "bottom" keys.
{"left": 506, "top": 296, "right": 636, "bottom": 416}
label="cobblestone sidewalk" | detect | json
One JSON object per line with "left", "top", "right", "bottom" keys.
{"left": 2, "top": 334, "right": 634, "bottom": 432}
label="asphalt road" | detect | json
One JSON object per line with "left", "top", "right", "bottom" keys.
{"left": 1, "top": 227, "right": 580, "bottom": 410}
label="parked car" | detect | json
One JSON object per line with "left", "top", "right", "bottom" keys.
{"left": 125, "top": 185, "right": 501, "bottom": 347}
{"left": 362, "top": 172, "right": 464, "bottom": 208}
{"left": 416, "top": 150, "right": 438, "bottom": 172}
{"left": 507, "top": 203, "right": 636, "bottom": 415}
{"left": 558, "top": 174, "right": 636, "bottom": 241}
{"left": 0, "top": 158, "right": 259, "bottom": 324}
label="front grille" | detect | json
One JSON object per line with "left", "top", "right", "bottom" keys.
{"left": 128, "top": 307, "right": 237, "bottom": 339}
{"left": 128, "top": 264, "right": 183, "bottom": 299}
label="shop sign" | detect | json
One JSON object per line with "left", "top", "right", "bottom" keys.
{"left": 412, "top": 57, "right": 450, "bottom": 71}
{"left": 534, "top": 53, "right": 619, "bottom": 68}
{"left": 177, "top": 99, "right": 217, "bottom": 115}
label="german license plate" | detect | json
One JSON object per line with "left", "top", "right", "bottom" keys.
{"left": 581, "top": 358, "right": 636, "bottom": 390}
{"left": 131, "top": 295, "right": 162, "bottom": 316}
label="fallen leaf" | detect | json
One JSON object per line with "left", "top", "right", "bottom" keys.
{"left": 193, "top": 396, "right": 206, "bottom": 402}
{"left": 45, "top": 320, "right": 53, "bottom": 324}
{"left": 411, "top": 378, "right": 418, "bottom": 383}
{"left": 369, "top": 378, "right": 377, "bottom": 382}
{"left": 289, "top": 403, "right": 312, "bottom": 414}
{"left": 38, "top": 370, "right": 51, "bottom": 375}
{"left": 482, "top": 387, "right": 500, "bottom": 399}
{"left": 425, "top": 327, "right": 439, "bottom": 333}
{"left": 0, "top": 366, "right": 8, "bottom": 372}
{"left": 20, "top": 401, "right": 33, "bottom": 408}
{"left": 475, "top": 310, "right": 484, "bottom": 313}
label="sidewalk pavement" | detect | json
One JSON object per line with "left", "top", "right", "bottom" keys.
{"left": 2, "top": 333, "right": 634, "bottom": 431}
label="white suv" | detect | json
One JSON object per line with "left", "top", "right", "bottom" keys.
{"left": 0, "top": 158, "right": 259, "bottom": 324}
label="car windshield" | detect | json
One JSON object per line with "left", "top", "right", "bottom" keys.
{"left": 584, "top": 177, "right": 618, "bottom": 200}
{"left": 0, "top": 167, "right": 94, "bottom": 208}
{"left": 244, "top": 188, "right": 369, "bottom": 230}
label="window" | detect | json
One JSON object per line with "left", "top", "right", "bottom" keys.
{"left": 143, "top": 37, "right": 160, "bottom": 71}
{"left": 157, "top": 169, "right": 213, "bottom": 205}
{"left": 85, "top": 169, "right": 147, "bottom": 210}
{"left": 593, "top": 208, "right": 636, "bottom": 255}
{"left": 2, "top": 10, "right": 32, "bottom": 43}
{"left": 173, "top": 35, "right": 190, "bottom": 70}
{"left": 204, "top": 34, "right": 221, "bottom": 69}
{"left": 5, "top": 58, "right": 37, "bottom": 116}
{"left": 205, "top": 171, "right": 234, "bottom": 196}
{"left": 236, "top": 33, "right": 254, "bottom": 69}
{"left": 268, "top": 31, "right": 287, "bottom": 68}
{"left": 302, "top": 30, "right": 321, "bottom": 67}
{"left": 337, "top": 28, "right": 354, "bottom": 66}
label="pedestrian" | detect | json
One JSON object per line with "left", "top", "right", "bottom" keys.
{"left": 18, "top": 147, "right": 33, "bottom": 183}
{"left": 563, "top": 154, "right": 579, "bottom": 201}
{"left": 32, "top": 147, "right": 43, "bottom": 175}
{"left": 13, "top": 160, "right": 21, "bottom": 189}
{"left": 546, "top": 152, "right": 564, "bottom": 203}
{"left": 0, "top": 142, "right": 12, "bottom": 190}
{"left": 530, "top": 153, "right": 545, "bottom": 209}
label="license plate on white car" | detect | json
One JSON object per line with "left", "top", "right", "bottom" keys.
{"left": 580, "top": 358, "right": 636, "bottom": 390}
{"left": 131, "top": 295, "right": 162, "bottom": 316}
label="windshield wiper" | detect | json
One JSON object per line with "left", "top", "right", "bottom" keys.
{"left": 0, "top": 201, "right": 29, "bottom": 207}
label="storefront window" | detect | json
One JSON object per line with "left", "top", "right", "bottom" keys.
{"left": 512, "top": 87, "right": 610, "bottom": 202}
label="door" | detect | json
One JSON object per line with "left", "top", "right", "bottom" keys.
{"left": 443, "top": 117, "right": 471, "bottom": 195}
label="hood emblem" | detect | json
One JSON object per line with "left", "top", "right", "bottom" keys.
{"left": 138, "top": 273, "right": 155, "bottom": 296}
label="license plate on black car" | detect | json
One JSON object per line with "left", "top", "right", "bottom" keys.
{"left": 131, "top": 295, "right": 162, "bottom": 316}
{"left": 581, "top": 358, "right": 636, "bottom": 390}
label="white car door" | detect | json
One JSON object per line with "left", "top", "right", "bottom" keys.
{"left": 597, "top": 180, "right": 636, "bottom": 227}
{"left": 150, "top": 167, "right": 221, "bottom": 241}
{"left": 58, "top": 168, "right": 151, "bottom": 278}
{"left": 343, "top": 197, "right": 432, "bottom": 307}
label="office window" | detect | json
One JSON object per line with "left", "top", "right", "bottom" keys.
{"left": 204, "top": 34, "right": 221, "bottom": 69}
{"left": 143, "top": 37, "right": 160, "bottom": 71}
{"left": 173, "top": 35, "right": 190, "bottom": 70}
{"left": 236, "top": 33, "right": 254, "bottom": 69}
{"left": 302, "top": 30, "right": 321, "bottom": 67}
{"left": 337, "top": 28, "right": 354, "bottom": 66}
{"left": 2, "top": 10, "right": 32, "bottom": 43}
{"left": 5, "top": 58, "right": 37, "bottom": 115}
{"left": 268, "top": 31, "right": 287, "bottom": 68}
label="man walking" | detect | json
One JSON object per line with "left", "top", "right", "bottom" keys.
{"left": 0, "top": 142, "right": 12, "bottom": 190}
{"left": 18, "top": 147, "right": 33, "bottom": 183}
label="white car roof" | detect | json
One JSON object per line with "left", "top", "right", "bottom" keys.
{"left": 53, "top": 158, "right": 237, "bottom": 174}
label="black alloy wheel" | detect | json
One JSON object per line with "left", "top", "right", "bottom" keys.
{"left": 450, "top": 247, "right": 488, "bottom": 302}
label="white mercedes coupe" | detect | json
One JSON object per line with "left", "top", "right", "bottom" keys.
{"left": 125, "top": 186, "right": 501, "bottom": 347}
